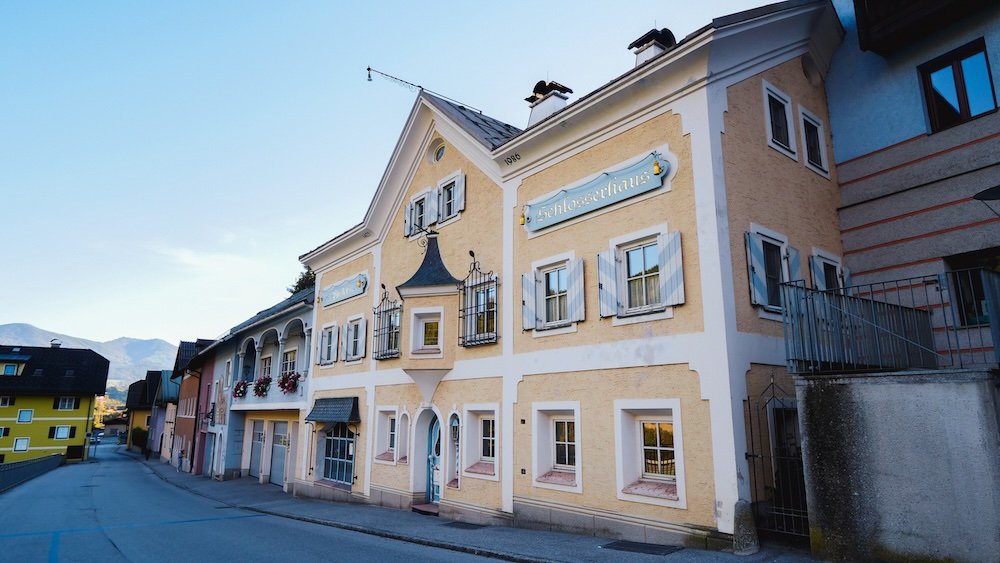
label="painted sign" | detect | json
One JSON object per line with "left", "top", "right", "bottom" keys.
{"left": 321, "top": 273, "right": 368, "bottom": 307}
{"left": 523, "top": 152, "right": 669, "bottom": 232}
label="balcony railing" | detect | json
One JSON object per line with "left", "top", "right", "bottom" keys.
{"left": 781, "top": 269, "right": 999, "bottom": 375}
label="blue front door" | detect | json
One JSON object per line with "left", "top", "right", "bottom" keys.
{"left": 426, "top": 415, "right": 441, "bottom": 503}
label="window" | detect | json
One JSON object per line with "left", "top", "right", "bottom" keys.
{"left": 281, "top": 349, "right": 297, "bottom": 375}
{"left": 340, "top": 317, "right": 367, "bottom": 362}
{"left": 52, "top": 426, "right": 72, "bottom": 440}
{"left": 799, "top": 106, "right": 829, "bottom": 174}
{"left": 14, "top": 438, "right": 28, "bottom": 452}
{"left": 319, "top": 325, "right": 338, "bottom": 364}
{"left": 413, "top": 198, "right": 427, "bottom": 230}
{"left": 532, "top": 402, "right": 581, "bottom": 492}
{"left": 920, "top": 39, "right": 997, "bottom": 133}
{"left": 763, "top": 80, "right": 796, "bottom": 157}
{"left": 746, "top": 226, "right": 800, "bottom": 315}
{"left": 480, "top": 417, "right": 496, "bottom": 461}
{"left": 388, "top": 417, "right": 397, "bottom": 451}
{"left": 0, "top": 396, "right": 11, "bottom": 407}
{"left": 598, "top": 227, "right": 685, "bottom": 321}
{"left": 404, "top": 191, "right": 436, "bottom": 236}
{"left": 615, "top": 399, "right": 686, "bottom": 508}
{"left": 522, "top": 254, "right": 584, "bottom": 332}
{"left": 373, "top": 295, "right": 402, "bottom": 360}
{"left": 0, "top": 427, "right": 8, "bottom": 438}
{"left": 375, "top": 408, "right": 397, "bottom": 462}
{"left": 260, "top": 356, "right": 272, "bottom": 379}
{"left": 17, "top": 409, "right": 32, "bottom": 423}
{"left": 322, "top": 423, "right": 355, "bottom": 485}
{"left": 225, "top": 360, "right": 232, "bottom": 388}
{"left": 57, "top": 396, "right": 76, "bottom": 410}
{"left": 436, "top": 171, "right": 465, "bottom": 223}
{"left": 410, "top": 307, "right": 443, "bottom": 356}
{"left": 459, "top": 258, "right": 498, "bottom": 347}
{"left": 809, "top": 252, "right": 844, "bottom": 291}
{"left": 3, "top": 364, "right": 15, "bottom": 376}
{"left": 462, "top": 405, "right": 498, "bottom": 478}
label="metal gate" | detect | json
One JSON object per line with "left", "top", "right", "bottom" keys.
{"left": 745, "top": 381, "right": 808, "bottom": 539}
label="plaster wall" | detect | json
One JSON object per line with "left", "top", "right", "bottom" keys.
{"left": 313, "top": 252, "right": 374, "bottom": 377}
{"left": 797, "top": 370, "right": 1000, "bottom": 562}
{"left": 724, "top": 57, "right": 841, "bottom": 337}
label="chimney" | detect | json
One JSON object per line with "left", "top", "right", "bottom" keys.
{"left": 627, "top": 28, "right": 676, "bottom": 67}
{"left": 50, "top": 338, "right": 62, "bottom": 348}
{"left": 525, "top": 80, "right": 573, "bottom": 127}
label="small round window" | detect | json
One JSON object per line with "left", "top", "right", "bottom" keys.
{"left": 433, "top": 143, "right": 446, "bottom": 162}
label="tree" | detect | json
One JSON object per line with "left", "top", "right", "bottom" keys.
{"left": 288, "top": 266, "right": 316, "bottom": 294}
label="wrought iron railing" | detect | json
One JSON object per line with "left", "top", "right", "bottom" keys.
{"left": 781, "top": 268, "right": 999, "bottom": 374}
{"left": 458, "top": 251, "right": 498, "bottom": 347}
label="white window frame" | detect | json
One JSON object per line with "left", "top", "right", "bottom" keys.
{"left": 17, "top": 409, "right": 32, "bottom": 424}
{"left": 614, "top": 398, "right": 686, "bottom": 509}
{"left": 410, "top": 306, "right": 444, "bottom": 358}
{"left": 810, "top": 248, "right": 844, "bottom": 291}
{"left": 531, "top": 401, "right": 582, "bottom": 493}
{"left": 436, "top": 170, "right": 465, "bottom": 225}
{"left": 342, "top": 315, "right": 366, "bottom": 363}
{"left": 225, "top": 360, "right": 232, "bottom": 388}
{"left": 0, "top": 396, "right": 9, "bottom": 407}
{"left": 462, "top": 403, "right": 499, "bottom": 481}
{"left": 374, "top": 407, "right": 398, "bottom": 464}
{"left": 405, "top": 188, "right": 438, "bottom": 237}
{"left": 55, "top": 426, "right": 71, "bottom": 440}
{"left": 748, "top": 223, "right": 792, "bottom": 321}
{"left": 259, "top": 355, "right": 272, "bottom": 380}
{"left": 798, "top": 105, "right": 830, "bottom": 177}
{"left": 526, "top": 251, "right": 584, "bottom": 337}
{"left": 57, "top": 396, "right": 75, "bottom": 410}
{"left": 281, "top": 348, "right": 297, "bottom": 375}
{"left": 541, "top": 263, "right": 569, "bottom": 326}
{"left": 318, "top": 323, "right": 338, "bottom": 365}
{"left": 13, "top": 437, "right": 28, "bottom": 452}
{"left": 763, "top": 80, "right": 796, "bottom": 159}
{"left": 602, "top": 224, "right": 682, "bottom": 326}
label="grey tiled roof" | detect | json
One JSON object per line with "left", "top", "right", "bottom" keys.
{"left": 306, "top": 397, "right": 360, "bottom": 423}
{"left": 397, "top": 235, "right": 461, "bottom": 290}
{"left": 423, "top": 93, "right": 522, "bottom": 150}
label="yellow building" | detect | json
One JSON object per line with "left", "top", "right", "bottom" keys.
{"left": 0, "top": 342, "right": 109, "bottom": 463}
{"left": 295, "top": 0, "right": 843, "bottom": 549}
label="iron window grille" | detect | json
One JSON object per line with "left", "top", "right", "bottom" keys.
{"left": 372, "top": 288, "right": 402, "bottom": 360}
{"left": 459, "top": 251, "right": 499, "bottom": 347}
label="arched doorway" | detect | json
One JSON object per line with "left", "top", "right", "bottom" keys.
{"left": 426, "top": 415, "right": 442, "bottom": 504}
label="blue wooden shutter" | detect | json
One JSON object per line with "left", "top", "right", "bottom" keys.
{"left": 330, "top": 325, "right": 340, "bottom": 362}
{"left": 454, "top": 174, "right": 466, "bottom": 213}
{"left": 403, "top": 203, "right": 412, "bottom": 236}
{"left": 339, "top": 325, "right": 349, "bottom": 361}
{"left": 426, "top": 190, "right": 438, "bottom": 226}
{"left": 521, "top": 272, "right": 536, "bottom": 330}
{"left": 597, "top": 251, "right": 618, "bottom": 318}
{"left": 840, "top": 267, "right": 852, "bottom": 290}
{"left": 786, "top": 245, "right": 801, "bottom": 282}
{"left": 658, "top": 231, "right": 685, "bottom": 306}
{"left": 568, "top": 258, "right": 585, "bottom": 322}
{"left": 745, "top": 232, "right": 767, "bottom": 306}
{"left": 357, "top": 318, "right": 368, "bottom": 358}
{"left": 809, "top": 255, "right": 826, "bottom": 290}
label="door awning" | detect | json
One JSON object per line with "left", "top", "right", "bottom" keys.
{"left": 305, "top": 397, "right": 360, "bottom": 423}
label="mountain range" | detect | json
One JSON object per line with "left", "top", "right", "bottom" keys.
{"left": 0, "top": 323, "right": 178, "bottom": 390}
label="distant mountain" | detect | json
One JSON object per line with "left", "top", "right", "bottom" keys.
{"left": 0, "top": 323, "right": 177, "bottom": 389}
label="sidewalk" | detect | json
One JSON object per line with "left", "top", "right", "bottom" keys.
{"left": 118, "top": 447, "right": 812, "bottom": 563}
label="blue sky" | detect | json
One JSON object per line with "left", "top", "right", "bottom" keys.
{"left": 1, "top": 1, "right": 768, "bottom": 344}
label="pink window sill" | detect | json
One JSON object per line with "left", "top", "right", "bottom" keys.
{"left": 622, "top": 479, "right": 678, "bottom": 500}
{"left": 375, "top": 451, "right": 394, "bottom": 462}
{"left": 465, "top": 461, "right": 495, "bottom": 475}
{"left": 536, "top": 470, "right": 576, "bottom": 487}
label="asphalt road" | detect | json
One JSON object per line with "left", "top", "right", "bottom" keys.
{"left": 0, "top": 443, "right": 491, "bottom": 562}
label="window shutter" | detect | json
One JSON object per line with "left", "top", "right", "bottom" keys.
{"left": 53, "top": 397, "right": 60, "bottom": 410}
{"left": 403, "top": 203, "right": 413, "bottom": 236}
{"left": 437, "top": 186, "right": 446, "bottom": 222}
{"left": 521, "top": 272, "right": 536, "bottom": 331}
{"left": 3, "top": 428, "right": 8, "bottom": 437}
{"left": 454, "top": 174, "right": 466, "bottom": 213}
{"left": 809, "top": 256, "right": 825, "bottom": 290}
{"left": 659, "top": 231, "right": 685, "bottom": 306}
{"left": 330, "top": 325, "right": 340, "bottom": 363}
{"left": 786, "top": 245, "right": 801, "bottom": 282}
{"left": 318, "top": 330, "right": 327, "bottom": 363}
{"left": 69, "top": 427, "right": 76, "bottom": 438}
{"left": 8, "top": 397, "right": 13, "bottom": 406}
{"left": 357, "top": 318, "right": 368, "bottom": 358}
{"left": 49, "top": 427, "right": 56, "bottom": 439}
{"left": 74, "top": 397, "right": 81, "bottom": 409}
{"left": 840, "top": 267, "right": 852, "bottom": 290}
{"left": 568, "top": 257, "right": 585, "bottom": 322}
{"left": 339, "top": 325, "right": 349, "bottom": 361}
{"left": 426, "top": 190, "right": 439, "bottom": 225}
{"left": 745, "top": 232, "right": 768, "bottom": 306}
{"left": 597, "top": 251, "right": 618, "bottom": 318}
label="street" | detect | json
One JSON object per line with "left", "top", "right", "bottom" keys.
{"left": 0, "top": 444, "right": 491, "bottom": 562}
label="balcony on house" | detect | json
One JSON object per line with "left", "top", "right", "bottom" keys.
{"left": 781, "top": 268, "right": 1000, "bottom": 375}
{"left": 854, "top": 0, "right": 995, "bottom": 56}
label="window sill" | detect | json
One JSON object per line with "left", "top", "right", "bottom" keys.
{"left": 398, "top": 456, "right": 408, "bottom": 465}
{"left": 465, "top": 461, "right": 495, "bottom": 476}
{"left": 611, "top": 307, "right": 673, "bottom": 326}
{"left": 756, "top": 307, "right": 783, "bottom": 322}
{"left": 622, "top": 479, "right": 678, "bottom": 501}
{"left": 447, "top": 478, "right": 459, "bottom": 489}
{"left": 375, "top": 451, "right": 394, "bottom": 462}
{"left": 530, "top": 323, "right": 577, "bottom": 339}
{"left": 768, "top": 140, "right": 797, "bottom": 161}
{"left": 536, "top": 469, "right": 577, "bottom": 487}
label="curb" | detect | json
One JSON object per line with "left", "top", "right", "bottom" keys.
{"left": 120, "top": 449, "right": 558, "bottom": 563}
